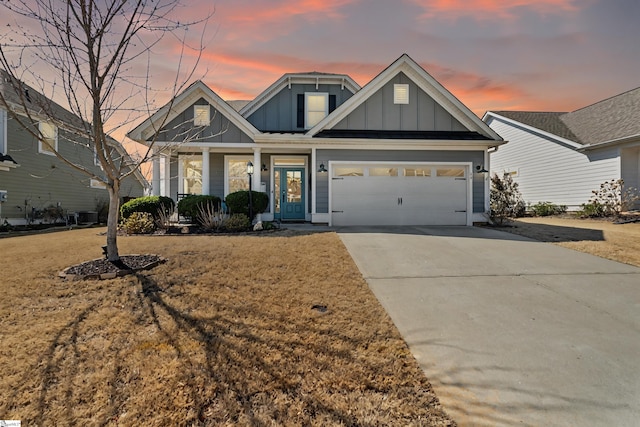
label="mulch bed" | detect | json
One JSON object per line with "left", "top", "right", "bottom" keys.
{"left": 59, "top": 254, "right": 165, "bottom": 280}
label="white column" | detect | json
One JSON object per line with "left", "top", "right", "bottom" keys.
{"left": 152, "top": 151, "right": 161, "bottom": 196}
{"left": 311, "top": 148, "right": 317, "bottom": 215}
{"left": 253, "top": 148, "right": 261, "bottom": 191}
{"left": 202, "top": 147, "right": 210, "bottom": 195}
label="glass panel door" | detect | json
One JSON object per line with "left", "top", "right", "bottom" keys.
{"left": 275, "top": 167, "right": 305, "bottom": 220}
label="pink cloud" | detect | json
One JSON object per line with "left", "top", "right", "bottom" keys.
{"left": 409, "top": 0, "right": 580, "bottom": 20}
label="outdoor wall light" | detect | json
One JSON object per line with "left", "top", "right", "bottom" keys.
{"left": 475, "top": 164, "right": 489, "bottom": 173}
{"left": 261, "top": 163, "right": 268, "bottom": 172}
{"left": 318, "top": 163, "right": 328, "bottom": 173}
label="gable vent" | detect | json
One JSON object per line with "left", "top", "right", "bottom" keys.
{"left": 394, "top": 84, "right": 409, "bottom": 104}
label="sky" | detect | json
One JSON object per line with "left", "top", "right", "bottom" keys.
{"left": 1, "top": 0, "right": 639, "bottom": 141}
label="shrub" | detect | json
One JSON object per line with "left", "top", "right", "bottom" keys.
{"left": 224, "top": 213, "right": 251, "bottom": 232}
{"left": 224, "top": 191, "right": 269, "bottom": 219}
{"left": 177, "top": 195, "right": 222, "bottom": 221}
{"left": 577, "top": 179, "right": 640, "bottom": 218}
{"left": 121, "top": 212, "right": 156, "bottom": 234}
{"left": 490, "top": 173, "right": 525, "bottom": 225}
{"left": 196, "top": 201, "right": 226, "bottom": 230}
{"left": 120, "top": 196, "right": 174, "bottom": 220}
{"left": 530, "top": 202, "right": 567, "bottom": 217}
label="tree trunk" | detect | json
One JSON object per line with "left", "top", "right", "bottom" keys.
{"left": 106, "top": 181, "right": 121, "bottom": 262}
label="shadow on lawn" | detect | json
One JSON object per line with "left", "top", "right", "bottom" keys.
{"left": 499, "top": 221, "right": 605, "bottom": 243}
{"left": 1, "top": 271, "right": 434, "bottom": 425}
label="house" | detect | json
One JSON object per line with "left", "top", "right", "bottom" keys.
{"left": 484, "top": 87, "right": 640, "bottom": 210}
{"left": 0, "top": 70, "right": 148, "bottom": 225}
{"left": 127, "top": 54, "right": 504, "bottom": 226}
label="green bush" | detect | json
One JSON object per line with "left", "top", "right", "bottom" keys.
{"left": 577, "top": 202, "right": 606, "bottom": 218}
{"left": 530, "top": 202, "right": 567, "bottom": 217}
{"left": 224, "top": 213, "right": 251, "bottom": 231}
{"left": 121, "top": 212, "right": 156, "bottom": 234}
{"left": 120, "top": 196, "right": 174, "bottom": 220}
{"left": 224, "top": 191, "right": 269, "bottom": 219}
{"left": 177, "top": 195, "right": 222, "bottom": 221}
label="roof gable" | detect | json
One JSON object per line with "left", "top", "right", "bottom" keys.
{"left": 309, "top": 54, "right": 502, "bottom": 141}
{"left": 127, "top": 80, "right": 259, "bottom": 143}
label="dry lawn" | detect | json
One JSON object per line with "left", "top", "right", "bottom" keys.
{"left": 0, "top": 228, "right": 454, "bottom": 426}
{"left": 501, "top": 216, "right": 640, "bottom": 267}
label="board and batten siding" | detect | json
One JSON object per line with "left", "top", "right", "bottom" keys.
{"left": 155, "top": 98, "right": 253, "bottom": 144}
{"left": 488, "top": 117, "right": 621, "bottom": 209}
{"left": 1, "top": 116, "right": 144, "bottom": 223}
{"left": 333, "top": 72, "right": 467, "bottom": 132}
{"left": 246, "top": 84, "right": 354, "bottom": 132}
{"left": 315, "top": 149, "right": 485, "bottom": 214}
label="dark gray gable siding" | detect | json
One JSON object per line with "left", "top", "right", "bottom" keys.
{"left": 155, "top": 98, "right": 253, "bottom": 143}
{"left": 333, "top": 72, "right": 467, "bottom": 132}
{"left": 246, "top": 84, "right": 354, "bottom": 132}
{"left": 315, "top": 149, "right": 484, "bottom": 214}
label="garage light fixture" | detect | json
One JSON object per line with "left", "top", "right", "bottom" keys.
{"left": 475, "top": 164, "right": 489, "bottom": 173}
{"left": 318, "top": 163, "right": 328, "bottom": 173}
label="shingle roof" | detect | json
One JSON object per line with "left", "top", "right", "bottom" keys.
{"left": 492, "top": 86, "right": 640, "bottom": 146}
{"left": 492, "top": 111, "right": 579, "bottom": 142}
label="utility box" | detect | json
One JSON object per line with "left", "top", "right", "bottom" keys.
{"left": 0, "top": 190, "right": 7, "bottom": 202}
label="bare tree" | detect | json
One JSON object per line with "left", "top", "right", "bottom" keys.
{"left": 0, "top": 0, "right": 211, "bottom": 261}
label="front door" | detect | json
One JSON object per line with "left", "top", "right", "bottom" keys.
{"left": 274, "top": 168, "right": 305, "bottom": 221}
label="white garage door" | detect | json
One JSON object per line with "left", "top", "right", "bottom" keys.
{"left": 330, "top": 163, "right": 470, "bottom": 226}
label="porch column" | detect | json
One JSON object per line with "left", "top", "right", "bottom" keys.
{"left": 252, "top": 148, "right": 261, "bottom": 191}
{"left": 202, "top": 147, "right": 210, "bottom": 195}
{"left": 152, "top": 151, "right": 161, "bottom": 196}
{"left": 311, "top": 148, "right": 317, "bottom": 215}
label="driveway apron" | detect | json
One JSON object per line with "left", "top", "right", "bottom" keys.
{"left": 338, "top": 226, "right": 640, "bottom": 427}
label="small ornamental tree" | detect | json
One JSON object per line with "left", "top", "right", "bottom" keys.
{"left": 490, "top": 173, "right": 525, "bottom": 225}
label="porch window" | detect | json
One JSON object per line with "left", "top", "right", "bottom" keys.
{"left": 225, "top": 156, "right": 252, "bottom": 195}
{"left": 194, "top": 105, "right": 210, "bottom": 126}
{"left": 38, "top": 121, "right": 58, "bottom": 155}
{"left": 180, "top": 155, "right": 203, "bottom": 194}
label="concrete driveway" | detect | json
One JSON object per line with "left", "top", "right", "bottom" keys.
{"left": 337, "top": 226, "right": 640, "bottom": 427}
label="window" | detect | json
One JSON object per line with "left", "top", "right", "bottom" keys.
{"left": 225, "top": 156, "right": 252, "bottom": 195}
{"left": 334, "top": 167, "right": 364, "bottom": 177}
{"left": 305, "top": 93, "right": 328, "bottom": 128}
{"left": 38, "top": 121, "right": 58, "bottom": 155}
{"left": 194, "top": 105, "right": 210, "bottom": 126}
{"left": 436, "top": 168, "right": 465, "bottom": 177}
{"left": 369, "top": 167, "right": 398, "bottom": 177}
{"left": 90, "top": 178, "right": 106, "bottom": 189}
{"left": 181, "top": 156, "right": 203, "bottom": 194}
{"left": 404, "top": 167, "right": 431, "bottom": 177}
{"left": 394, "top": 84, "right": 409, "bottom": 104}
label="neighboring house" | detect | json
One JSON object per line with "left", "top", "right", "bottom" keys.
{"left": 128, "top": 54, "right": 504, "bottom": 226}
{"left": 484, "top": 87, "right": 640, "bottom": 210}
{"left": 0, "top": 70, "right": 148, "bottom": 225}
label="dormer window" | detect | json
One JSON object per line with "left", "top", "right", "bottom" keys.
{"left": 394, "top": 84, "right": 409, "bottom": 104}
{"left": 194, "top": 105, "right": 210, "bottom": 126}
{"left": 305, "top": 93, "right": 328, "bottom": 129}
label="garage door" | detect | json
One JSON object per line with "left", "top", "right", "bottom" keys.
{"left": 330, "top": 163, "right": 470, "bottom": 226}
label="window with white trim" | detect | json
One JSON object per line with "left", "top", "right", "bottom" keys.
{"left": 394, "top": 84, "right": 409, "bottom": 104}
{"left": 194, "top": 105, "right": 210, "bottom": 126}
{"left": 179, "top": 155, "right": 203, "bottom": 195}
{"left": 224, "top": 156, "right": 252, "bottom": 196}
{"left": 305, "top": 93, "right": 328, "bottom": 128}
{"left": 90, "top": 178, "right": 106, "bottom": 189}
{"left": 38, "top": 121, "right": 58, "bottom": 155}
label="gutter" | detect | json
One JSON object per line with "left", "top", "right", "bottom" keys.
{"left": 577, "top": 133, "right": 640, "bottom": 152}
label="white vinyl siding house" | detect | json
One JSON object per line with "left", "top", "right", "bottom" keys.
{"left": 484, "top": 87, "right": 640, "bottom": 211}
{"left": 487, "top": 116, "right": 620, "bottom": 209}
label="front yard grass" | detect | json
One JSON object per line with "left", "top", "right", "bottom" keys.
{"left": 0, "top": 228, "right": 454, "bottom": 426}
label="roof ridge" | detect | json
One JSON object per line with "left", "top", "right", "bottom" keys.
{"left": 569, "top": 86, "right": 640, "bottom": 113}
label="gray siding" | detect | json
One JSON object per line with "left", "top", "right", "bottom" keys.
{"left": 247, "top": 84, "right": 354, "bottom": 132}
{"left": 1, "top": 116, "right": 145, "bottom": 223}
{"left": 156, "top": 98, "right": 253, "bottom": 143}
{"left": 333, "top": 72, "right": 467, "bottom": 132}
{"left": 316, "top": 149, "right": 484, "bottom": 213}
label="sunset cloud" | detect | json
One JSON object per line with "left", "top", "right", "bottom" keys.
{"left": 409, "top": 0, "right": 581, "bottom": 20}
